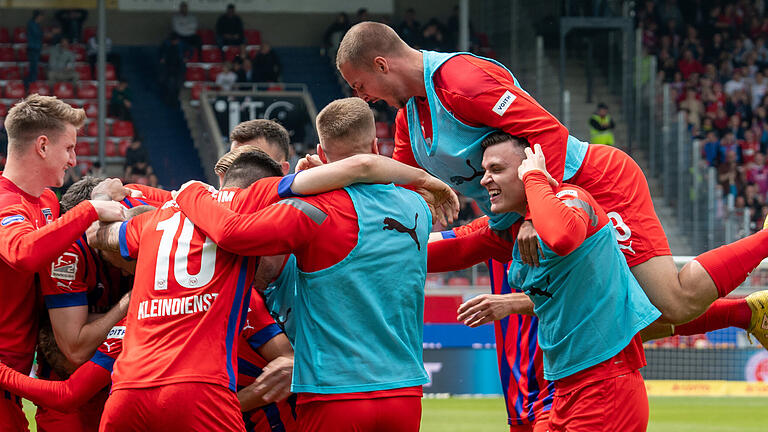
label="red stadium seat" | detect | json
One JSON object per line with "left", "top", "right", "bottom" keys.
{"left": 76, "top": 63, "right": 92, "bottom": 80}
{"left": 75, "top": 141, "right": 93, "bottom": 156}
{"left": 15, "top": 46, "right": 27, "bottom": 61}
{"left": 52, "top": 82, "right": 75, "bottom": 99}
{"left": 104, "top": 139, "right": 117, "bottom": 156}
{"left": 40, "top": 50, "right": 50, "bottom": 62}
{"left": 77, "top": 82, "right": 98, "bottom": 99}
{"left": 28, "top": 82, "right": 51, "bottom": 96}
{"left": 83, "top": 27, "right": 97, "bottom": 42}
{"left": 106, "top": 82, "right": 117, "bottom": 99}
{"left": 475, "top": 275, "right": 492, "bottom": 287}
{"left": 201, "top": 46, "right": 222, "bottom": 63}
{"left": 0, "top": 45, "right": 14, "bottom": 61}
{"left": 13, "top": 27, "right": 26, "bottom": 43}
{"left": 117, "top": 138, "right": 130, "bottom": 156}
{"left": 191, "top": 82, "right": 208, "bottom": 100}
{"left": 0, "top": 102, "right": 7, "bottom": 117}
{"left": 0, "top": 66, "right": 21, "bottom": 80}
{"left": 4, "top": 81, "right": 24, "bottom": 99}
{"left": 71, "top": 44, "right": 86, "bottom": 62}
{"left": 83, "top": 102, "right": 99, "bottom": 118}
{"left": 447, "top": 277, "right": 471, "bottom": 286}
{"left": 197, "top": 29, "right": 216, "bottom": 45}
{"left": 223, "top": 45, "right": 240, "bottom": 62}
{"left": 185, "top": 66, "right": 206, "bottom": 82}
{"left": 375, "top": 122, "right": 393, "bottom": 139}
{"left": 111, "top": 120, "right": 134, "bottom": 137}
{"left": 244, "top": 30, "right": 261, "bottom": 46}
{"left": 208, "top": 65, "right": 223, "bottom": 81}
{"left": 0, "top": 28, "right": 9, "bottom": 44}
{"left": 86, "top": 122, "right": 99, "bottom": 137}
{"left": 104, "top": 64, "right": 116, "bottom": 80}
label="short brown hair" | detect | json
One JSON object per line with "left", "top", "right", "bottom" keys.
{"left": 315, "top": 98, "right": 375, "bottom": 156}
{"left": 480, "top": 131, "right": 529, "bottom": 151}
{"left": 336, "top": 21, "right": 408, "bottom": 70}
{"left": 229, "top": 119, "right": 290, "bottom": 161}
{"left": 4, "top": 94, "right": 86, "bottom": 152}
{"left": 214, "top": 144, "right": 262, "bottom": 177}
{"left": 222, "top": 148, "right": 283, "bottom": 189}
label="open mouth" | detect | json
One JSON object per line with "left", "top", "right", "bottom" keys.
{"left": 488, "top": 189, "right": 501, "bottom": 201}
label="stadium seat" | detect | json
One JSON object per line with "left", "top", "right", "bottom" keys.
{"left": 40, "top": 50, "right": 50, "bottom": 62}
{"left": 201, "top": 46, "right": 222, "bottom": 63}
{"left": 77, "top": 82, "right": 98, "bottom": 99}
{"left": 0, "top": 28, "right": 9, "bottom": 43}
{"left": 185, "top": 66, "right": 206, "bottom": 82}
{"left": 0, "top": 66, "right": 21, "bottom": 80}
{"left": 111, "top": 120, "right": 134, "bottom": 137}
{"left": 52, "top": 82, "right": 75, "bottom": 99}
{"left": 0, "top": 102, "right": 7, "bottom": 117}
{"left": 117, "top": 138, "right": 130, "bottom": 156}
{"left": 4, "top": 81, "right": 24, "bottom": 99}
{"left": 83, "top": 102, "right": 99, "bottom": 118}
{"left": 76, "top": 63, "right": 92, "bottom": 81}
{"left": 197, "top": 29, "right": 215, "bottom": 45}
{"left": 208, "top": 65, "right": 223, "bottom": 81}
{"left": 106, "top": 82, "right": 117, "bottom": 99}
{"left": 375, "top": 122, "right": 393, "bottom": 139}
{"left": 105, "top": 64, "right": 116, "bottom": 80}
{"left": 13, "top": 27, "right": 26, "bottom": 43}
{"left": 28, "top": 82, "right": 51, "bottom": 96}
{"left": 425, "top": 274, "right": 444, "bottom": 286}
{"left": 83, "top": 27, "right": 96, "bottom": 42}
{"left": 244, "top": 30, "right": 261, "bottom": 46}
{"left": 14, "top": 46, "right": 27, "bottom": 61}
{"left": 184, "top": 50, "right": 199, "bottom": 62}
{"left": 447, "top": 277, "right": 471, "bottom": 286}
{"left": 86, "top": 122, "right": 99, "bottom": 137}
{"left": 190, "top": 82, "right": 208, "bottom": 100}
{"left": 0, "top": 45, "right": 14, "bottom": 61}
{"left": 223, "top": 45, "right": 240, "bottom": 62}
{"left": 475, "top": 275, "right": 492, "bottom": 287}
{"left": 71, "top": 44, "right": 86, "bottom": 62}
{"left": 75, "top": 141, "right": 93, "bottom": 156}
{"left": 104, "top": 139, "right": 117, "bottom": 156}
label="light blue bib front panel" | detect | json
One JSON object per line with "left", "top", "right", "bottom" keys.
{"left": 406, "top": 50, "right": 589, "bottom": 230}
{"left": 291, "top": 183, "right": 431, "bottom": 394}
{"left": 263, "top": 254, "right": 298, "bottom": 344}
{"left": 507, "top": 224, "right": 660, "bottom": 381}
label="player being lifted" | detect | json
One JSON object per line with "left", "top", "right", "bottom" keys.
{"left": 0, "top": 94, "right": 125, "bottom": 431}
{"left": 171, "top": 97, "right": 458, "bottom": 432}
{"left": 335, "top": 21, "right": 768, "bottom": 347}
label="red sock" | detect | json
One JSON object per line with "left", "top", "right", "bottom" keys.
{"left": 674, "top": 298, "right": 752, "bottom": 335}
{"left": 694, "top": 230, "right": 768, "bottom": 298}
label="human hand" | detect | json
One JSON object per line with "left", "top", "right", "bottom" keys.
{"left": 249, "top": 356, "right": 293, "bottom": 403}
{"left": 518, "top": 144, "right": 558, "bottom": 188}
{"left": 89, "top": 200, "right": 126, "bottom": 222}
{"left": 517, "top": 220, "right": 541, "bottom": 267}
{"left": 92, "top": 178, "right": 130, "bottom": 201}
{"left": 414, "top": 176, "right": 459, "bottom": 226}
{"left": 295, "top": 154, "right": 324, "bottom": 172}
{"left": 456, "top": 293, "right": 534, "bottom": 327}
{"left": 171, "top": 180, "right": 207, "bottom": 200}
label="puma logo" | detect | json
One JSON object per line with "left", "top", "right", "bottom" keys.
{"left": 449, "top": 159, "right": 485, "bottom": 185}
{"left": 102, "top": 341, "right": 118, "bottom": 352}
{"left": 383, "top": 213, "right": 421, "bottom": 250}
{"left": 527, "top": 275, "right": 553, "bottom": 298}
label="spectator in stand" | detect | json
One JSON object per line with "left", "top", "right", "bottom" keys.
{"left": 48, "top": 38, "right": 79, "bottom": 84}
{"left": 323, "top": 13, "right": 350, "bottom": 61}
{"left": 237, "top": 58, "right": 254, "bottom": 83}
{"left": 87, "top": 35, "right": 121, "bottom": 80}
{"left": 353, "top": 8, "right": 370, "bottom": 25}
{"left": 252, "top": 43, "right": 281, "bottom": 82}
{"left": 109, "top": 81, "right": 132, "bottom": 121}
{"left": 126, "top": 160, "right": 158, "bottom": 188}
{"left": 713, "top": 107, "right": 729, "bottom": 132}
{"left": 421, "top": 18, "right": 447, "bottom": 52}
{"left": 54, "top": 9, "right": 88, "bottom": 42}
{"left": 678, "top": 49, "right": 704, "bottom": 79}
{"left": 216, "top": 4, "right": 244, "bottom": 47}
{"left": 158, "top": 33, "right": 185, "bottom": 105}
{"left": 172, "top": 1, "right": 202, "bottom": 59}
{"left": 24, "top": 10, "right": 45, "bottom": 86}
{"left": 702, "top": 131, "right": 722, "bottom": 167}
{"left": 726, "top": 114, "right": 746, "bottom": 140}
{"left": 589, "top": 102, "right": 616, "bottom": 146}
{"left": 747, "top": 152, "right": 768, "bottom": 198}
{"left": 744, "top": 183, "right": 764, "bottom": 222}
{"left": 725, "top": 69, "right": 747, "bottom": 96}
{"left": 718, "top": 149, "right": 745, "bottom": 198}
{"left": 215, "top": 62, "right": 237, "bottom": 90}
{"left": 397, "top": 8, "right": 421, "bottom": 48}
{"left": 680, "top": 87, "right": 704, "bottom": 129}
{"left": 741, "top": 130, "right": 760, "bottom": 165}
{"left": 124, "top": 138, "right": 149, "bottom": 176}
{"left": 720, "top": 131, "right": 743, "bottom": 163}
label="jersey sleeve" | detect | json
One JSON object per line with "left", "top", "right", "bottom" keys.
{"left": 117, "top": 211, "right": 151, "bottom": 260}
{"left": 90, "top": 320, "right": 126, "bottom": 373}
{"left": 231, "top": 176, "right": 285, "bottom": 213}
{"left": 41, "top": 239, "right": 90, "bottom": 309}
{"left": 125, "top": 184, "right": 172, "bottom": 206}
{"left": 522, "top": 172, "right": 598, "bottom": 255}
{"left": 0, "top": 198, "right": 98, "bottom": 273}
{"left": 392, "top": 108, "right": 421, "bottom": 168}
{"left": 435, "top": 56, "right": 570, "bottom": 181}
{"left": 428, "top": 222, "right": 516, "bottom": 272}
{"left": 241, "top": 292, "right": 283, "bottom": 351}
{"left": 451, "top": 216, "right": 491, "bottom": 238}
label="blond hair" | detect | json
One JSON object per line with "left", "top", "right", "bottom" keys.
{"left": 315, "top": 97, "right": 375, "bottom": 157}
{"left": 215, "top": 144, "right": 263, "bottom": 176}
{"left": 4, "top": 94, "right": 86, "bottom": 152}
{"left": 336, "top": 21, "right": 408, "bottom": 70}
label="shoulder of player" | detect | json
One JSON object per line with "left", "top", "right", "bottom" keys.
{"left": 435, "top": 54, "right": 516, "bottom": 99}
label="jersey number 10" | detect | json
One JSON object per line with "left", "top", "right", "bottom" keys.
{"left": 154, "top": 212, "right": 217, "bottom": 290}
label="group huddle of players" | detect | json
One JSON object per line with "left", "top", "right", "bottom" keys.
{"left": 1, "top": 21, "right": 768, "bottom": 432}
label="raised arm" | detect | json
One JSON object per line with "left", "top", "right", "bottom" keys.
{"left": 427, "top": 223, "right": 515, "bottom": 273}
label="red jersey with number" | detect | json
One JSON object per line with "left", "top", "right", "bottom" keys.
{"left": 238, "top": 292, "right": 297, "bottom": 432}
{"left": 113, "top": 186, "right": 271, "bottom": 392}
{"left": 0, "top": 174, "right": 97, "bottom": 373}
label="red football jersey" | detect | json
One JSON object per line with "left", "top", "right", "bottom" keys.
{"left": 238, "top": 292, "right": 297, "bottom": 432}
{"left": 112, "top": 185, "right": 279, "bottom": 392}
{"left": 0, "top": 174, "right": 97, "bottom": 373}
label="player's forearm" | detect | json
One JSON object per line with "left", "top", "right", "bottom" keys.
{"left": 89, "top": 222, "right": 122, "bottom": 253}
{"left": 0, "top": 361, "right": 109, "bottom": 411}
{"left": 55, "top": 299, "right": 129, "bottom": 366}
{"left": 523, "top": 172, "right": 587, "bottom": 256}
{"left": 126, "top": 184, "right": 172, "bottom": 203}
{"left": 0, "top": 202, "right": 98, "bottom": 272}
{"left": 428, "top": 229, "right": 507, "bottom": 272}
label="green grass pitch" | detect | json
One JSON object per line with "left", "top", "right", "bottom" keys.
{"left": 23, "top": 396, "right": 766, "bottom": 431}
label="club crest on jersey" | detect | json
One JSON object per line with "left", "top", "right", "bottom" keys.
{"left": 1, "top": 215, "right": 24, "bottom": 226}
{"left": 41, "top": 208, "right": 53, "bottom": 223}
{"left": 51, "top": 252, "right": 79, "bottom": 281}
{"left": 492, "top": 90, "right": 516, "bottom": 116}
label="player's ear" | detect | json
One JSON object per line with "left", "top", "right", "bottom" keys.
{"left": 35, "top": 135, "right": 49, "bottom": 159}
{"left": 371, "top": 137, "right": 379, "bottom": 155}
{"left": 317, "top": 144, "right": 328, "bottom": 164}
{"left": 280, "top": 161, "right": 290, "bottom": 175}
{"left": 373, "top": 56, "right": 389, "bottom": 73}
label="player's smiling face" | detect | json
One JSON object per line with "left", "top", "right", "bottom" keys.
{"left": 481, "top": 142, "right": 526, "bottom": 215}
{"left": 42, "top": 124, "right": 78, "bottom": 188}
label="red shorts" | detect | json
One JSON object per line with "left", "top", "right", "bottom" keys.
{"left": 0, "top": 392, "right": 29, "bottom": 432}
{"left": 571, "top": 144, "right": 670, "bottom": 267}
{"left": 297, "top": 395, "right": 421, "bottom": 432}
{"left": 549, "top": 370, "right": 648, "bottom": 432}
{"left": 509, "top": 410, "right": 550, "bottom": 432}
{"left": 36, "top": 391, "right": 106, "bottom": 432}
{"left": 98, "top": 383, "right": 244, "bottom": 432}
